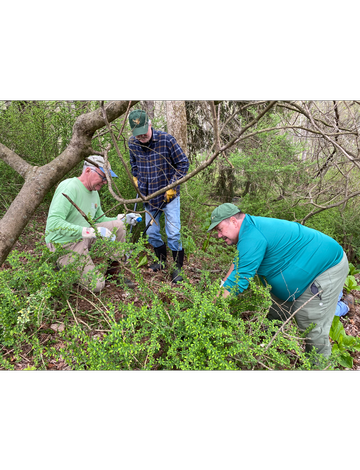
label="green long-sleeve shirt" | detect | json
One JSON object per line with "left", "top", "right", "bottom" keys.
{"left": 45, "top": 178, "right": 116, "bottom": 245}
{"left": 223, "top": 214, "right": 344, "bottom": 300}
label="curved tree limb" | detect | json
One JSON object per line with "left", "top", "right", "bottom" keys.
{"left": 0, "top": 143, "right": 33, "bottom": 178}
{"left": 0, "top": 100, "right": 139, "bottom": 265}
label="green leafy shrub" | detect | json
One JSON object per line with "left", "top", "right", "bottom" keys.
{"left": 348, "top": 263, "right": 360, "bottom": 276}
{"left": 342, "top": 263, "right": 360, "bottom": 293}
{"left": 344, "top": 275, "right": 360, "bottom": 293}
{"left": 53, "top": 268, "right": 325, "bottom": 371}
{"left": 0, "top": 243, "right": 82, "bottom": 347}
{"left": 330, "top": 316, "right": 360, "bottom": 368}
{"left": 180, "top": 226, "right": 198, "bottom": 262}
{"left": 0, "top": 232, "right": 343, "bottom": 371}
{"left": 0, "top": 231, "right": 128, "bottom": 349}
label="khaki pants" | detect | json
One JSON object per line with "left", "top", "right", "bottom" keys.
{"left": 267, "top": 252, "right": 349, "bottom": 357}
{"left": 47, "top": 220, "right": 126, "bottom": 293}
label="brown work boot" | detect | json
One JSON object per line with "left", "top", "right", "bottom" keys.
{"left": 343, "top": 294, "right": 355, "bottom": 317}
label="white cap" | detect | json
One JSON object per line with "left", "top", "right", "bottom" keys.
{"left": 83, "top": 155, "right": 118, "bottom": 177}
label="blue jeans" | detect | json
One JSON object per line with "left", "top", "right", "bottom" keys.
{"left": 335, "top": 290, "right": 349, "bottom": 317}
{"left": 144, "top": 196, "right": 182, "bottom": 251}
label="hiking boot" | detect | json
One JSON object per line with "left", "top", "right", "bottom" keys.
{"left": 343, "top": 294, "right": 355, "bottom": 317}
{"left": 171, "top": 249, "right": 185, "bottom": 284}
{"left": 122, "top": 278, "right": 136, "bottom": 289}
{"left": 150, "top": 243, "right": 167, "bottom": 271}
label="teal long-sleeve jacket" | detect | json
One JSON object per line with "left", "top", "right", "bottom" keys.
{"left": 223, "top": 214, "right": 343, "bottom": 301}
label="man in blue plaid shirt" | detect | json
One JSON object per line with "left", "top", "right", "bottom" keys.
{"left": 128, "top": 109, "right": 189, "bottom": 283}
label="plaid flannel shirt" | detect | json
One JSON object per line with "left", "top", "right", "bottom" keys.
{"left": 129, "top": 128, "right": 189, "bottom": 210}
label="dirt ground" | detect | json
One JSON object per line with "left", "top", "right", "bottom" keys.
{"left": 2, "top": 209, "right": 360, "bottom": 371}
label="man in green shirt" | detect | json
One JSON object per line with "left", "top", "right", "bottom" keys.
{"left": 45, "top": 155, "right": 141, "bottom": 292}
{"left": 208, "top": 203, "right": 349, "bottom": 357}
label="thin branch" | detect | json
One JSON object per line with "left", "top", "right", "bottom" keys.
{"left": 262, "top": 290, "right": 323, "bottom": 353}
{"left": 62, "top": 193, "right": 90, "bottom": 223}
{"left": 209, "top": 100, "right": 234, "bottom": 169}
{"left": 300, "top": 190, "right": 360, "bottom": 224}
{"left": 62, "top": 192, "right": 111, "bottom": 225}
{"left": 0, "top": 143, "right": 33, "bottom": 178}
{"left": 67, "top": 299, "right": 79, "bottom": 326}
{"left": 102, "top": 101, "right": 279, "bottom": 205}
{"left": 100, "top": 101, "right": 143, "bottom": 201}
{"left": 116, "top": 100, "right": 132, "bottom": 140}
{"left": 293, "top": 102, "right": 360, "bottom": 170}
{"left": 278, "top": 101, "right": 358, "bottom": 134}
{"left": 209, "top": 101, "right": 234, "bottom": 169}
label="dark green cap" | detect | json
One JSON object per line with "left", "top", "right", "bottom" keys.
{"left": 128, "top": 109, "right": 149, "bottom": 136}
{"left": 207, "top": 203, "right": 241, "bottom": 232}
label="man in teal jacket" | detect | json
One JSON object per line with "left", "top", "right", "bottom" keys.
{"left": 207, "top": 203, "right": 349, "bottom": 357}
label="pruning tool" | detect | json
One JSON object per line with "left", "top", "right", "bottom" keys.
{"left": 126, "top": 194, "right": 140, "bottom": 260}
{"left": 130, "top": 194, "right": 139, "bottom": 234}
{"left": 126, "top": 197, "right": 166, "bottom": 260}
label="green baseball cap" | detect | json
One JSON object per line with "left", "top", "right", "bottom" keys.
{"left": 207, "top": 203, "right": 241, "bottom": 232}
{"left": 128, "top": 109, "right": 149, "bottom": 136}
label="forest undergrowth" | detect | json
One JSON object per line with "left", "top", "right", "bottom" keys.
{"left": 2, "top": 101, "right": 360, "bottom": 371}
{"left": 1, "top": 205, "right": 360, "bottom": 371}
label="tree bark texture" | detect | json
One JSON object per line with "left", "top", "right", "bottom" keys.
{"left": 141, "top": 101, "right": 155, "bottom": 120}
{"left": 166, "top": 101, "right": 188, "bottom": 155}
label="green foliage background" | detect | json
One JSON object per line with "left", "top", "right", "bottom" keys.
{"left": 0, "top": 101, "right": 359, "bottom": 370}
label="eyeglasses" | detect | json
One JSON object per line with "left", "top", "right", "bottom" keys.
{"left": 90, "top": 168, "right": 107, "bottom": 183}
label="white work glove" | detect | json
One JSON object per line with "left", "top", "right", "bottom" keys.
{"left": 117, "top": 213, "right": 142, "bottom": 226}
{"left": 82, "top": 227, "right": 116, "bottom": 241}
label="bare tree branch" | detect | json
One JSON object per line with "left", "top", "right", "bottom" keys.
{"left": 0, "top": 143, "right": 33, "bottom": 178}
{"left": 300, "top": 190, "right": 360, "bottom": 224}
{"left": 99, "top": 101, "right": 143, "bottom": 202}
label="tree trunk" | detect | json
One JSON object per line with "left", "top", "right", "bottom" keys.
{"left": 166, "top": 101, "right": 188, "bottom": 155}
{"left": 214, "top": 163, "right": 235, "bottom": 203}
{"left": 141, "top": 101, "right": 155, "bottom": 120}
{"left": 242, "top": 180, "right": 251, "bottom": 197}
{"left": 0, "top": 100, "right": 138, "bottom": 266}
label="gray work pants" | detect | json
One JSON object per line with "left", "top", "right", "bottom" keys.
{"left": 267, "top": 252, "right": 349, "bottom": 357}
{"left": 47, "top": 220, "right": 126, "bottom": 293}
